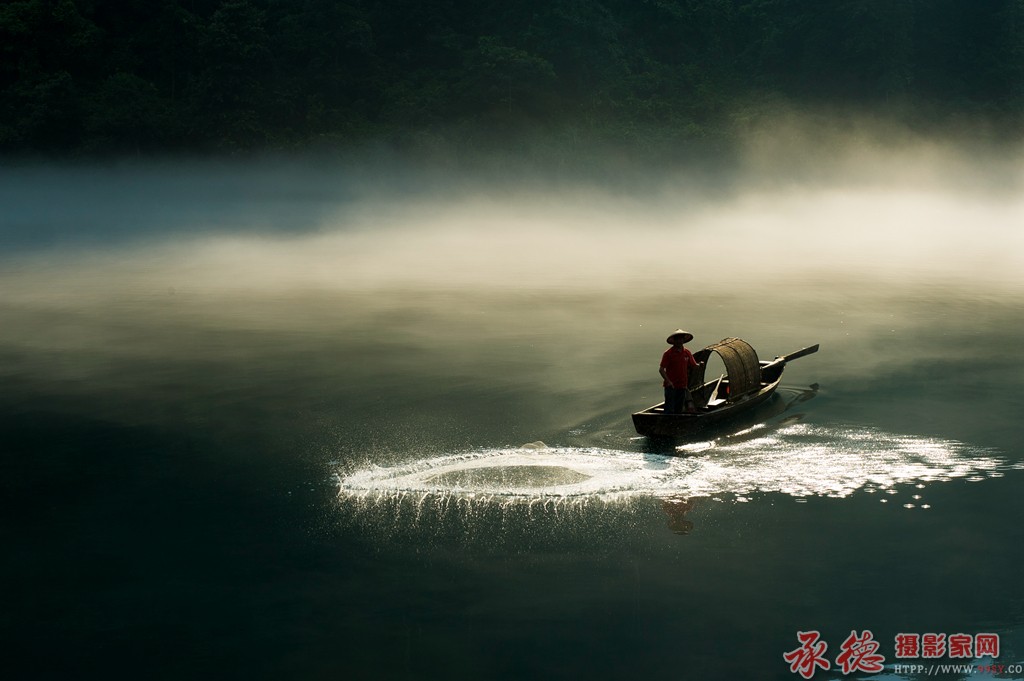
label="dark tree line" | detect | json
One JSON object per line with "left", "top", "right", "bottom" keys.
{"left": 2, "top": 0, "right": 1022, "bottom": 156}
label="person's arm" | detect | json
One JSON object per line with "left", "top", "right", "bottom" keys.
{"left": 660, "top": 365, "right": 673, "bottom": 387}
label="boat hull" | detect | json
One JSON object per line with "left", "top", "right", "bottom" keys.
{"left": 631, "top": 377, "right": 781, "bottom": 438}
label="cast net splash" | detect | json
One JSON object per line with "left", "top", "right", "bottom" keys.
{"left": 338, "top": 422, "right": 1017, "bottom": 508}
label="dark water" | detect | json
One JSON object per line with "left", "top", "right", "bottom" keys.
{"left": 2, "top": 156, "right": 1023, "bottom": 680}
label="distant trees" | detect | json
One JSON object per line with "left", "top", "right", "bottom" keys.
{"left": 1, "top": 0, "right": 1021, "bottom": 155}
{"left": 1, "top": 0, "right": 98, "bottom": 150}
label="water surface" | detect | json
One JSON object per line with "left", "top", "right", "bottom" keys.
{"left": 3, "top": 147, "right": 1023, "bottom": 680}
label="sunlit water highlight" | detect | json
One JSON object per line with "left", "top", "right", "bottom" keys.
{"left": 338, "top": 423, "right": 1016, "bottom": 512}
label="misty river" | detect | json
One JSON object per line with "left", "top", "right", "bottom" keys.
{"left": 3, "top": 137, "right": 1023, "bottom": 679}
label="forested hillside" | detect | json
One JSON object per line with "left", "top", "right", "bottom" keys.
{"left": 2, "top": 0, "right": 1022, "bottom": 156}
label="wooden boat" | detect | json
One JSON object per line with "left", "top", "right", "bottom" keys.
{"left": 631, "top": 338, "right": 819, "bottom": 438}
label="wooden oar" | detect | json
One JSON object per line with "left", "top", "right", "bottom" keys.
{"left": 706, "top": 373, "right": 728, "bottom": 407}
{"left": 761, "top": 343, "right": 820, "bottom": 370}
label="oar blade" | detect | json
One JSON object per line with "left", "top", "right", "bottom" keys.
{"left": 780, "top": 344, "right": 819, "bottom": 363}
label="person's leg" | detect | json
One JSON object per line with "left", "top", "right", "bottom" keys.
{"left": 664, "top": 386, "right": 678, "bottom": 413}
{"left": 665, "top": 387, "right": 686, "bottom": 414}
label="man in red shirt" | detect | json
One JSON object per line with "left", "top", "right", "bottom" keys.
{"left": 660, "top": 329, "right": 700, "bottom": 414}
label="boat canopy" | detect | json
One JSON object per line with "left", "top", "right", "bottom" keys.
{"left": 690, "top": 337, "right": 761, "bottom": 397}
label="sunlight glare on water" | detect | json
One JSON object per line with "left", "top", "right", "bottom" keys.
{"left": 338, "top": 423, "right": 1014, "bottom": 511}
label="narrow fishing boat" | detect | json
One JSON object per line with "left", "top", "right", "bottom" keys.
{"left": 631, "top": 337, "right": 819, "bottom": 438}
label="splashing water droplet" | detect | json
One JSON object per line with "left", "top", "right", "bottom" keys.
{"left": 337, "top": 424, "right": 1011, "bottom": 511}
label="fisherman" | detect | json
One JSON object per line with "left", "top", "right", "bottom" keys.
{"left": 660, "top": 329, "right": 700, "bottom": 414}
